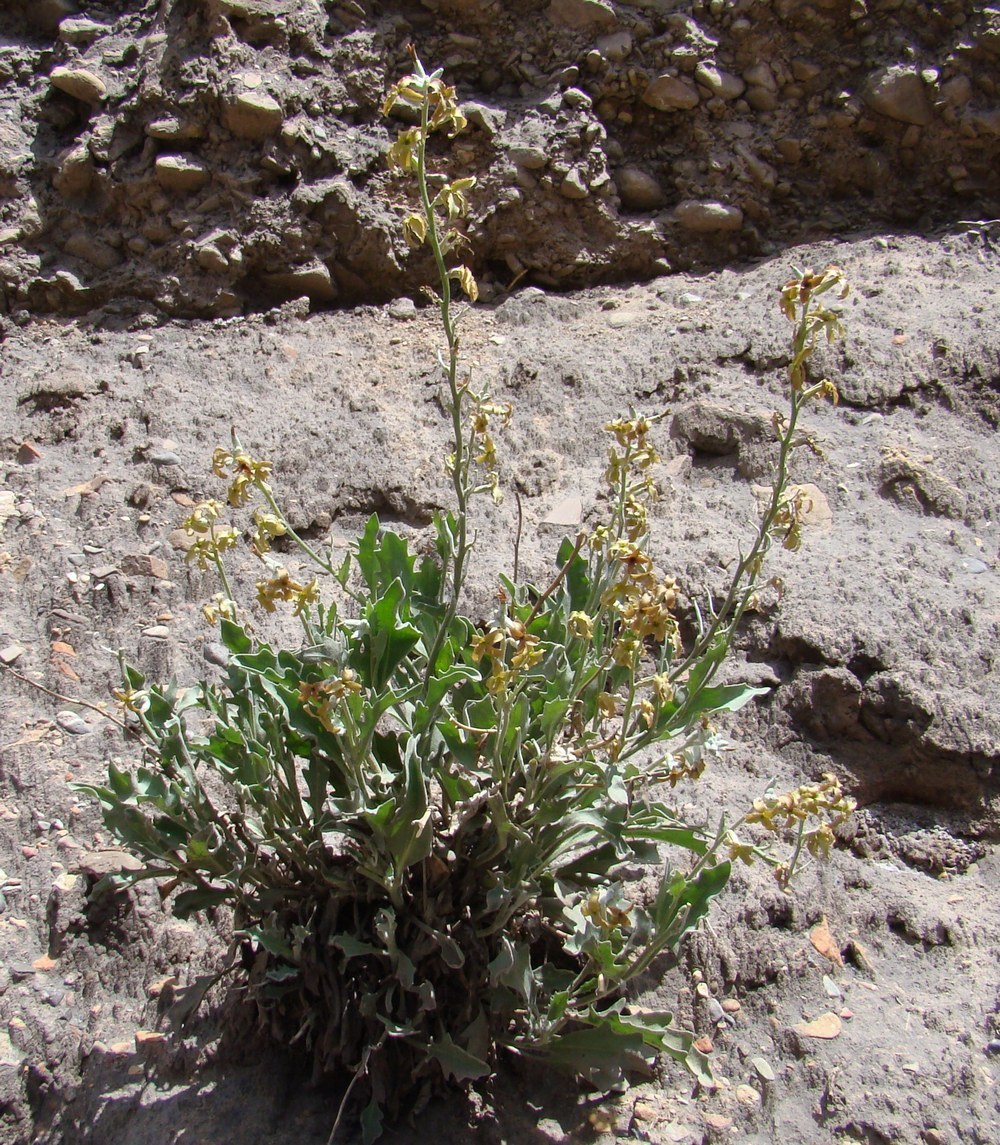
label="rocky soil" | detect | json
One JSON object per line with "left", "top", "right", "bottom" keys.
{"left": 1, "top": 3, "right": 1000, "bottom": 1145}
{"left": 2, "top": 0, "right": 1000, "bottom": 318}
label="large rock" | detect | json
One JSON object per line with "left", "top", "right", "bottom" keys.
{"left": 864, "top": 67, "right": 933, "bottom": 126}
{"left": 642, "top": 75, "right": 700, "bottom": 111}
{"left": 674, "top": 199, "right": 744, "bottom": 233}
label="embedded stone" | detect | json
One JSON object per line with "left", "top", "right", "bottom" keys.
{"left": 643, "top": 75, "right": 699, "bottom": 111}
{"left": 64, "top": 233, "right": 122, "bottom": 270}
{"left": 694, "top": 61, "right": 745, "bottom": 101}
{"left": 547, "top": 0, "right": 617, "bottom": 29}
{"left": 263, "top": 261, "right": 336, "bottom": 302}
{"left": 223, "top": 91, "right": 283, "bottom": 140}
{"left": 595, "top": 31, "right": 633, "bottom": 62}
{"left": 50, "top": 67, "right": 107, "bottom": 104}
{"left": 154, "top": 155, "right": 211, "bottom": 192}
{"left": 615, "top": 166, "right": 666, "bottom": 210}
{"left": 674, "top": 199, "right": 743, "bottom": 232}
{"left": 146, "top": 117, "right": 205, "bottom": 141}
{"left": 864, "top": 67, "right": 933, "bottom": 126}
{"left": 53, "top": 145, "right": 94, "bottom": 199}
{"left": 560, "top": 169, "right": 590, "bottom": 199}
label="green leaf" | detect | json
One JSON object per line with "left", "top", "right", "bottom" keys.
{"left": 361, "top": 1097, "right": 384, "bottom": 1145}
{"left": 557, "top": 536, "right": 590, "bottom": 612}
{"left": 219, "top": 618, "right": 252, "bottom": 655}
{"left": 426, "top": 1033, "right": 490, "bottom": 1083}
{"left": 332, "top": 934, "right": 383, "bottom": 960}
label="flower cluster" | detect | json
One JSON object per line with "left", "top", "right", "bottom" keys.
{"left": 470, "top": 618, "right": 543, "bottom": 696}
{"left": 256, "top": 568, "right": 320, "bottom": 616}
{"left": 183, "top": 501, "right": 240, "bottom": 571}
{"left": 299, "top": 670, "right": 364, "bottom": 735}
{"left": 212, "top": 443, "right": 272, "bottom": 507}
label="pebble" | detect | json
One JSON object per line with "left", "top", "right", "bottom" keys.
{"left": 984, "top": 1039, "right": 1000, "bottom": 1055}
{"left": 148, "top": 448, "right": 182, "bottom": 467}
{"left": 751, "top": 1056, "right": 775, "bottom": 1082}
{"left": 142, "top": 625, "right": 171, "bottom": 640}
{"left": 960, "top": 557, "right": 988, "bottom": 574}
{"left": 735, "top": 1083, "right": 762, "bottom": 1107}
{"left": 0, "top": 645, "right": 25, "bottom": 665}
{"left": 49, "top": 66, "right": 107, "bottom": 104}
{"left": 56, "top": 711, "right": 90, "bottom": 736}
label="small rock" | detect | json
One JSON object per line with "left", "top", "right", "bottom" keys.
{"left": 223, "top": 91, "right": 283, "bottom": 140}
{"left": 735, "top": 1084, "right": 761, "bottom": 1107}
{"left": 462, "top": 101, "right": 506, "bottom": 137}
{"left": 263, "top": 262, "right": 336, "bottom": 303}
{"left": 56, "top": 711, "right": 90, "bottom": 736}
{"left": 388, "top": 297, "right": 417, "bottom": 321}
{"left": 560, "top": 169, "right": 590, "bottom": 199}
{"left": 155, "top": 155, "right": 211, "bottom": 193}
{"left": 135, "top": 1030, "right": 167, "bottom": 1053}
{"left": 17, "top": 441, "right": 42, "bottom": 465}
{"left": 203, "top": 643, "right": 230, "bottom": 668}
{"left": 693, "top": 1035, "right": 714, "bottom": 1053}
{"left": 643, "top": 75, "right": 700, "bottom": 112}
{"left": 542, "top": 496, "right": 583, "bottom": 527}
{"left": 120, "top": 554, "right": 170, "bottom": 580}
{"left": 960, "top": 557, "right": 988, "bottom": 574}
{"left": 721, "top": 999, "right": 741, "bottom": 1013}
{"left": 703, "top": 1114, "right": 732, "bottom": 1131}
{"left": 50, "top": 66, "right": 107, "bottom": 104}
{"left": 707, "top": 997, "right": 726, "bottom": 1023}
{"left": 147, "top": 118, "right": 205, "bottom": 141}
{"left": 751, "top": 1056, "right": 775, "bottom": 1082}
{"left": 616, "top": 165, "right": 666, "bottom": 210}
{"left": 694, "top": 61, "right": 745, "bottom": 101}
{"left": 142, "top": 626, "right": 171, "bottom": 640}
{"left": 547, "top": 0, "right": 616, "bottom": 30}
{"left": 148, "top": 448, "right": 182, "bottom": 467}
{"left": 793, "top": 1011, "right": 842, "bottom": 1039}
{"left": 985, "top": 1039, "right": 1000, "bottom": 1055}
{"left": 0, "top": 645, "right": 25, "bottom": 665}
{"left": 32, "top": 955, "right": 57, "bottom": 973}
{"left": 58, "top": 17, "right": 105, "bottom": 45}
{"left": 75, "top": 851, "right": 144, "bottom": 879}
{"left": 864, "top": 66, "right": 933, "bottom": 126}
{"left": 674, "top": 200, "right": 743, "bottom": 233}
{"left": 509, "top": 145, "right": 548, "bottom": 170}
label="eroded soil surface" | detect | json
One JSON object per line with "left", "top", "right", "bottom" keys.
{"left": 1, "top": 229, "right": 999, "bottom": 1145}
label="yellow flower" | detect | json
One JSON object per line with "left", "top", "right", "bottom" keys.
{"left": 251, "top": 510, "right": 286, "bottom": 556}
{"left": 471, "top": 627, "right": 505, "bottom": 663}
{"left": 183, "top": 500, "right": 225, "bottom": 535}
{"left": 256, "top": 569, "right": 318, "bottom": 614}
{"left": 568, "top": 611, "right": 594, "bottom": 640}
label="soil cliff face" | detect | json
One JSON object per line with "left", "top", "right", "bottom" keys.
{"left": 2, "top": 0, "right": 999, "bottom": 318}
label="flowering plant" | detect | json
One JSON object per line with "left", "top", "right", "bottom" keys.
{"left": 79, "top": 53, "right": 854, "bottom": 1141}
